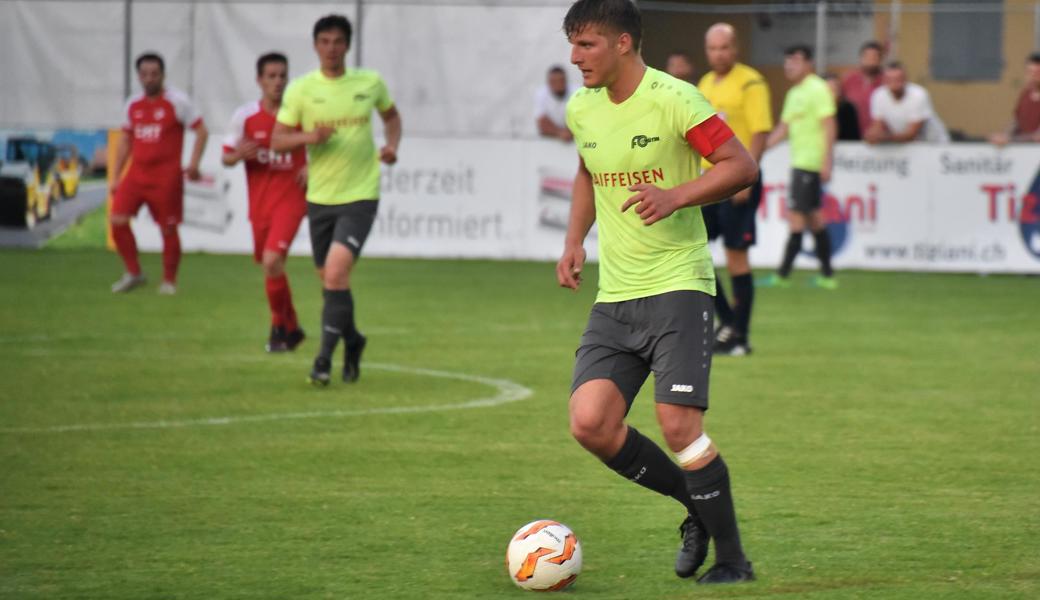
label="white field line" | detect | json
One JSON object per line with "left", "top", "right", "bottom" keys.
{"left": 0, "top": 360, "right": 532, "bottom": 434}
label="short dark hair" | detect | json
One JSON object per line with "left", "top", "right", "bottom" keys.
{"left": 1028, "top": 52, "right": 1040, "bottom": 64}
{"left": 563, "top": 0, "right": 642, "bottom": 52}
{"left": 885, "top": 60, "right": 905, "bottom": 72}
{"left": 313, "top": 14, "right": 352, "bottom": 45}
{"left": 256, "top": 52, "right": 288, "bottom": 76}
{"left": 548, "top": 65, "right": 566, "bottom": 76}
{"left": 135, "top": 52, "right": 164, "bottom": 73}
{"left": 784, "top": 45, "right": 813, "bottom": 61}
{"left": 860, "top": 41, "right": 884, "bottom": 55}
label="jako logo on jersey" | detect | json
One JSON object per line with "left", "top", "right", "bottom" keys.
{"left": 670, "top": 384, "right": 694, "bottom": 393}
{"left": 631, "top": 134, "right": 661, "bottom": 149}
{"left": 583, "top": 142, "right": 597, "bottom": 149}
{"left": 691, "top": 491, "right": 721, "bottom": 500}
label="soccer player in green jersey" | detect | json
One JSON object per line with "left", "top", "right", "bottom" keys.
{"left": 271, "top": 14, "right": 402, "bottom": 385}
{"left": 557, "top": 0, "right": 758, "bottom": 584}
{"left": 763, "top": 45, "right": 838, "bottom": 289}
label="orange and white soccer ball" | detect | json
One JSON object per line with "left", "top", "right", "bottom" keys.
{"left": 505, "top": 520, "right": 582, "bottom": 591}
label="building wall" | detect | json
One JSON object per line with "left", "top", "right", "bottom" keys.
{"left": 642, "top": 1, "right": 1036, "bottom": 139}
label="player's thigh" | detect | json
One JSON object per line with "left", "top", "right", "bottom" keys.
{"left": 648, "top": 291, "right": 713, "bottom": 411}
{"left": 111, "top": 180, "right": 145, "bottom": 221}
{"left": 787, "top": 210, "right": 808, "bottom": 232}
{"left": 251, "top": 221, "right": 270, "bottom": 264}
{"left": 307, "top": 203, "right": 338, "bottom": 269}
{"left": 720, "top": 174, "right": 762, "bottom": 253}
{"left": 322, "top": 241, "right": 355, "bottom": 289}
{"left": 330, "top": 199, "right": 378, "bottom": 261}
{"left": 569, "top": 379, "right": 630, "bottom": 448}
{"left": 655, "top": 403, "right": 706, "bottom": 452}
{"left": 724, "top": 247, "right": 751, "bottom": 275}
{"left": 264, "top": 201, "right": 306, "bottom": 257}
{"left": 144, "top": 177, "right": 183, "bottom": 228}
{"left": 572, "top": 304, "right": 649, "bottom": 410}
{"left": 701, "top": 202, "right": 722, "bottom": 242}
{"left": 808, "top": 209, "right": 827, "bottom": 232}
{"left": 788, "top": 168, "right": 822, "bottom": 215}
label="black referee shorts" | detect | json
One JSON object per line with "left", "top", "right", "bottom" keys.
{"left": 307, "top": 200, "right": 378, "bottom": 267}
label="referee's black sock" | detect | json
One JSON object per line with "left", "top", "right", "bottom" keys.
{"left": 683, "top": 454, "right": 747, "bottom": 566}
{"left": 319, "top": 289, "right": 355, "bottom": 360}
{"left": 731, "top": 273, "right": 753, "bottom": 338}
{"left": 606, "top": 426, "right": 698, "bottom": 514}
{"left": 779, "top": 231, "right": 802, "bottom": 277}
{"left": 713, "top": 270, "right": 734, "bottom": 327}
{"left": 813, "top": 229, "right": 834, "bottom": 277}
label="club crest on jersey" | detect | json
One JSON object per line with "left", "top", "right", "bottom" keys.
{"left": 154, "top": 108, "right": 166, "bottom": 120}
{"left": 631, "top": 134, "right": 660, "bottom": 149}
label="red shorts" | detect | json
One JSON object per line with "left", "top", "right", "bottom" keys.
{"left": 113, "top": 170, "right": 184, "bottom": 226}
{"left": 252, "top": 200, "right": 307, "bottom": 262}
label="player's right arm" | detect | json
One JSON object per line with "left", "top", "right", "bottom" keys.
{"left": 221, "top": 107, "right": 259, "bottom": 167}
{"left": 109, "top": 132, "right": 131, "bottom": 194}
{"left": 556, "top": 157, "right": 594, "bottom": 291}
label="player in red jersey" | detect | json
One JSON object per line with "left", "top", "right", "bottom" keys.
{"left": 110, "top": 52, "right": 209, "bottom": 295}
{"left": 222, "top": 53, "right": 308, "bottom": 352}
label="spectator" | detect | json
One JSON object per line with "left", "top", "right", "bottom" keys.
{"left": 535, "top": 65, "right": 576, "bottom": 141}
{"left": 989, "top": 53, "right": 1040, "bottom": 145}
{"left": 840, "top": 41, "right": 884, "bottom": 135}
{"left": 865, "top": 62, "right": 949, "bottom": 144}
{"left": 825, "top": 73, "right": 861, "bottom": 140}
{"left": 665, "top": 51, "right": 696, "bottom": 83}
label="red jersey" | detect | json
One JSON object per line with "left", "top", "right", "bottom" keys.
{"left": 222, "top": 101, "right": 307, "bottom": 222}
{"left": 121, "top": 87, "right": 203, "bottom": 177}
{"left": 1014, "top": 86, "right": 1040, "bottom": 136}
{"left": 840, "top": 70, "right": 883, "bottom": 137}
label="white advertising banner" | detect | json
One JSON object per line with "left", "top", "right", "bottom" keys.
{"left": 132, "top": 139, "right": 1040, "bottom": 274}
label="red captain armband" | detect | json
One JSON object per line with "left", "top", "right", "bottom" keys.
{"left": 685, "top": 115, "right": 734, "bottom": 157}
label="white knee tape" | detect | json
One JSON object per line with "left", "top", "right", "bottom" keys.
{"left": 676, "top": 434, "right": 712, "bottom": 466}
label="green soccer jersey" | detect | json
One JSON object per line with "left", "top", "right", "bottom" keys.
{"left": 780, "top": 73, "right": 835, "bottom": 172}
{"left": 566, "top": 67, "right": 719, "bottom": 303}
{"left": 276, "top": 68, "right": 394, "bottom": 205}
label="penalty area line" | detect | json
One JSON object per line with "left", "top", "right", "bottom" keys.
{"left": 0, "top": 361, "right": 533, "bottom": 434}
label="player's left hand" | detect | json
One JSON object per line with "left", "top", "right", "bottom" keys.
{"left": 380, "top": 146, "right": 398, "bottom": 165}
{"left": 185, "top": 166, "right": 202, "bottom": 181}
{"left": 622, "top": 184, "right": 682, "bottom": 226}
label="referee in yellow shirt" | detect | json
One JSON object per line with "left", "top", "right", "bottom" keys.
{"left": 694, "top": 24, "right": 772, "bottom": 356}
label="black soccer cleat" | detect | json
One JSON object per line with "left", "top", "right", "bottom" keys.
{"left": 696, "top": 561, "right": 755, "bottom": 584}
{"left": 284, "top": 328, "right": 306, "bottom": 351}
{"left": 675, "top": 513, "right": 710, "bottom": 578}
{"left": 713, "top": 326, "right": 752, "bottom": 357}
{"left": 266, "top": 326, "right": 288, "bottom": 353}
{"left": 342, "top": 334, "right": 367, "bottom": 383}
{"left": 309, "top": 357, "right": 331, "bottom": 387}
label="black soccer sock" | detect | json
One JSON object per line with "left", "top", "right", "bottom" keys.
{"left": 713, "top": 270, "right": 734, "bottom": 327}
{"left": 730, "top": 273, "right": 753, "bottom": 338}
{"left": 319, "top": 289, "right": 357, "bottom": 360}
{"left": 606, "top": 426, "right": 697, "bottom": 514}
{"left": 683, "top": 454, "right": 746, "bottom": 566}
{"left": 779, "top": 232, "right": 803, "bottom": 278}
{"left": 813, "top": 229, "right": 834, "bottom": 277}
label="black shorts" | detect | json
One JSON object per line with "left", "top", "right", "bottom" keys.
{"left": 571, "top": 290, "right": 714, "bottom": 411}
{"left": 307, "top": 200, "right": 378, "bottom": 267}
{"left": 788, "top": 168, "right": 822, "bottom": 213}
{"left": 703, "top": 172, "right": 762, "bottom": 250}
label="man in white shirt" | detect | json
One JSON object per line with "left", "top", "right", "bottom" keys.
{"left": 534, "top": 65, "right": 576, "bottom": 141}
{"left": 866, "top": 61, "right": 949, "bottom": 144}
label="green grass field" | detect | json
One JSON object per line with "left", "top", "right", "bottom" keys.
{"left": 1, "top": 248, "right": 1037, "bottom": 599}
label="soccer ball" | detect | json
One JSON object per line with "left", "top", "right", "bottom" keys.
{"left": 505, "top": 520, "right": 582, "bottom": 591}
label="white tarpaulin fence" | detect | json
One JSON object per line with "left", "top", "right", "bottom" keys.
{"left": 0, "top": 0, "right": 572, "bottom": 139}
{"left": 132, "top": 139, "right": 1040, "bottom": 274}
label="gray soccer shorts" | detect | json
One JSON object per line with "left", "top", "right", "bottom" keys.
{"left": 307, "top": 200, "right": 378, "bottom": 267}
{"left": 788, "top": 168, "right": 822, "bottom": 213}
{"left": 571, "top": 290, "right": 715, "bottom": 411}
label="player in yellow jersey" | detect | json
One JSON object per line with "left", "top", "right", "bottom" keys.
{"left": 272, "top": 14, "right": 402, "bottom": 385}
{"left": 693, "top": 24, "right": 773, "bottom": 356}
{"left": 557, "top": 0, "right": 758, "bottom": 585}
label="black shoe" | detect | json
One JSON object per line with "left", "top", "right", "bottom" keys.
{"left": 675, "top": 514, "right": 709, "bottom": 578}
{"left": 714, "top": 327, "right": 752, "bottom": 357}
{"left": 342, "top": 334, "right": 367, "bottom": 383}
{"left": 309, "top": 357, "right": 331, "bottom": 387}
{"left": 265, "top": 326, "right": 288, "bottom": 353}
{"left": 284, "top": 328, "right": 306, "bottom": 351}
{"left": 696, "top": 561, "right": 755, "bottom": 584}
